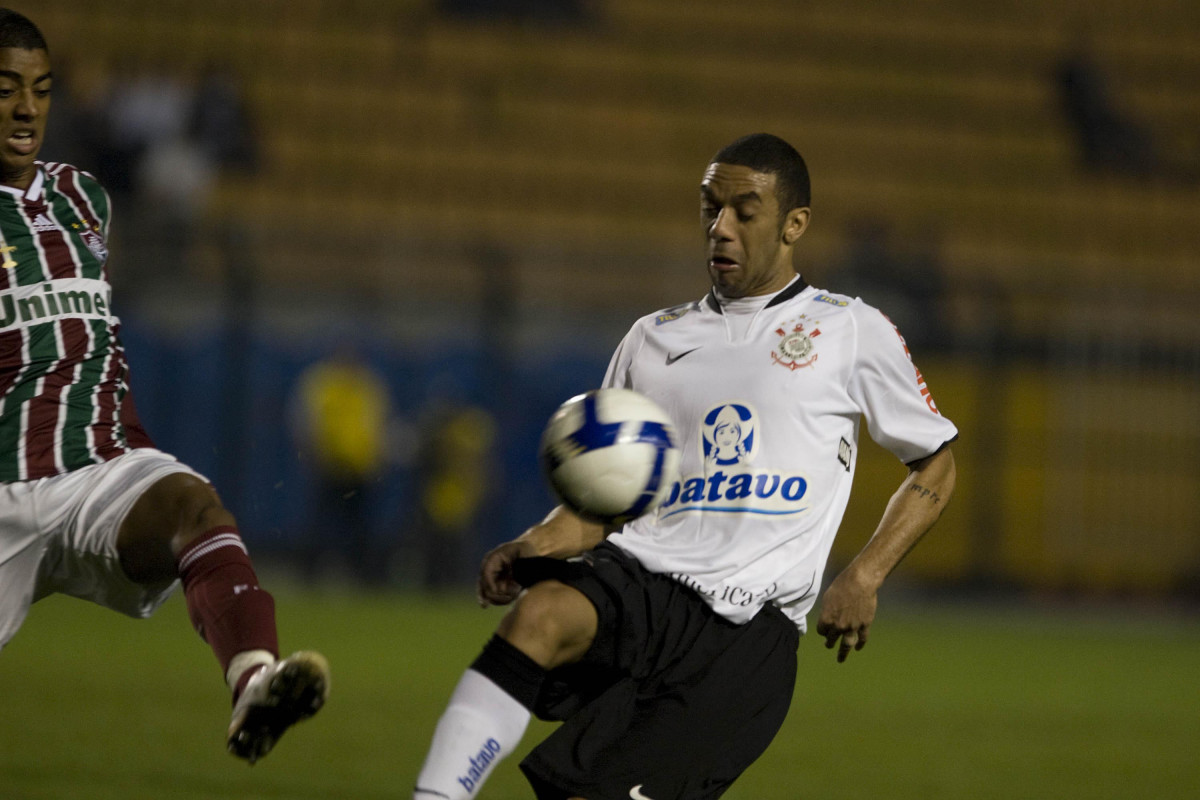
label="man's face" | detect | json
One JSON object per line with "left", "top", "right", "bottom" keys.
{"left": 701, "top": 163, "right": 801, "bottom": 298}
{"left": 0, "top": 47, "right": 51, "bottom": 189}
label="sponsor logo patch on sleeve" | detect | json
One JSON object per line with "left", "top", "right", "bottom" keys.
{"left": 813, "top": 294, "right": 849, "bottom": 307}
{"left": 655, "top": 303, "right": 695, "bottom": 325}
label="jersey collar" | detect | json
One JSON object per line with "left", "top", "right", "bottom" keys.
{"left": 705, "top": 274, "right": 809, "bottom": 314}
{"left": 0, "top": 166, "right": 46, "bottom": 202}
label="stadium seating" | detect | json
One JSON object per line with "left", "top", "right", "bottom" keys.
{"left": 37, "top": 0, "right": 1200, "bottom": 309}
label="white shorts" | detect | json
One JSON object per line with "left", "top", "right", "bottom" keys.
{"left": 0, "top": 448, "right": 205, "bottom": 649}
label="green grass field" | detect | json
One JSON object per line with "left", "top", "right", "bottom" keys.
{"left": 2, "top": 583, "right": 1197, "bottom": 800}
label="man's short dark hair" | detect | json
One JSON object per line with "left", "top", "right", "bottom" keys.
{"left": 0, "top": 8, "right": 48, "bottom": 52}
{"left": 711, "top": 133, "right": 811, "bottom": 214}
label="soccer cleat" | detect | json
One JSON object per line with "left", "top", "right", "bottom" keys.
{"left": 227, "top": 650, "right": 330, "bottom": 764}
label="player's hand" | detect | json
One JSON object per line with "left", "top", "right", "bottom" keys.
{"left": 815, "top": 569, "right": 879, "bottom": 663}
{"left": 477, "top": 540, "right": 536, "bottom": 608}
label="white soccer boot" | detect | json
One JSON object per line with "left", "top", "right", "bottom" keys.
{"left": 227, "top": 650, "right": 331, "bottom": 763}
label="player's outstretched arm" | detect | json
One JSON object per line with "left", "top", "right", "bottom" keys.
{"left": 477, "top": 505, "right": 607, "bottom": 607}
{"left": 816, "top": 446, "right": 956, "bottom": 662}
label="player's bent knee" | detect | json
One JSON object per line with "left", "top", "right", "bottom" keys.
{"left": 498, "top": 581, "right": 598, "bottom": 669}
{"left": 118, "top": 473, "right": 237, "bottom": 581}
{"left": 167, "top": 476, "right": 236, "bottom": 547}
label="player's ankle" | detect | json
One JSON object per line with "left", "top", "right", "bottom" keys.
{"left": 227, "top": 649, "right": 276, "bottom": 697}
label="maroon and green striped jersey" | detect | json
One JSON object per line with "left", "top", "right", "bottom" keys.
{"left": 0, "top": 162, "right": 153, "bottom": 482}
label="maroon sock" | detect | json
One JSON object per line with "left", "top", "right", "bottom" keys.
{"left": 176, "top": 526, "right": 279, "bottom": 676}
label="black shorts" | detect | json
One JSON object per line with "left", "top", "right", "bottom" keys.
{"left": 512, "top": 542, "right": 799, "bottom": 800}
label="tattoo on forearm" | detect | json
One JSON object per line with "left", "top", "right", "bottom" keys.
{"left": 908, "top": 483, "right": 941, "bottom": 504}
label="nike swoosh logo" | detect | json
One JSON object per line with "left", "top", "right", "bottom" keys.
{"left": 629, "top": 785, "right": 656, "bottom": 800}
{"left": 665, "top": 347, "right": 701, "bottom": 365}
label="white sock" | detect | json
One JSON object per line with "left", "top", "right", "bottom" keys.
{"left": 413, "top": 669, "right": 532, "bottom": 800}
{"left": 225, "top": 649, "right": 275, "bottom": 693}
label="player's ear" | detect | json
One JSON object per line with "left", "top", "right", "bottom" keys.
{"left": 782, "top": 207, "right": 810, "bottom": 245}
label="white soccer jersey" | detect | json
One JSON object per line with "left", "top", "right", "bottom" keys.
{"left": 603, "top": 276, "right": 958, "bottom": 631}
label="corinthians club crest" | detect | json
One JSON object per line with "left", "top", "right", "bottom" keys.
{"left": 771, "top": 315, "right": 821, "bottom": 370}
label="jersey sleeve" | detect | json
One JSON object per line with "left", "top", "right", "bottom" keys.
{"left": 50, "top": 163, "right": 113, "bottom": 238}
{"left": 601, "top": 322, "right": 646, "bottom": 390}
{"left": 847, "top": 302, "right": 958, "bottom": 464}
{"left": 79, "top": 171, "right": 114, "bottom": 238}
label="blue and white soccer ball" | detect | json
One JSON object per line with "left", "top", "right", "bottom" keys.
{"left": 539, "top": 388, "right": 681, "bottom": 525}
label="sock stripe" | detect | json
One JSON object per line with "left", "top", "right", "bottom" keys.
{"left": 178, "top": 532, "right": 248, "bottom": 573}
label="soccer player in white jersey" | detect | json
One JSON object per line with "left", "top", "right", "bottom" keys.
{"left": 0, "top": 9, "right": 328, "bottom": 762}
{"left": 413, "top": 132, "right": 958, "bottom": 800}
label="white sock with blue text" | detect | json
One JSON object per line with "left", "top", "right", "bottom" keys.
{"left": 413, "top": 669, "right": 532, "bottom": 799}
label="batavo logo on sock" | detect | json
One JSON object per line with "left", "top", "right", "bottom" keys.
{"left": 457, "top": 738, "right": 502, "bottom": 793}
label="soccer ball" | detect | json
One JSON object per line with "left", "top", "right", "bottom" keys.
{"left": 539, "top": 388, "right": 681, "bottom": 525}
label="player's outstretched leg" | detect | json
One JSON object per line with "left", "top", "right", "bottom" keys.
{"left": 413, "top": 636, "right": 539, "bottom": 799}
{"left": 414, "top": 580, "right": 596, "bottom": 799}
{"left": 118, "top": 472, "right": 330, "bottom": 763}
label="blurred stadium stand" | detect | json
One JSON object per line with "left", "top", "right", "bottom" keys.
{"left": 29, "top": 0, "right": 1200, "bottom": 596}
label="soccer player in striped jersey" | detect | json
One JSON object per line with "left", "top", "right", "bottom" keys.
{"left": 413, "top": 134, "right": 958, "bottom": 799}
{"left": 0, "top": 8, "right": 328, "bottom": 763}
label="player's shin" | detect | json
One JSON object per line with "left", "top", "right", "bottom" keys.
{"left": 414, "top": 636, "right": 545, "bottom": 799}
{"left": 176, "top": 525, "right": 279, "bottom": 692}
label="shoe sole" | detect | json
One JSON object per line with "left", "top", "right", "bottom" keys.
{"left": 228, "top": 650, "right": 330, "bottom": 763}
